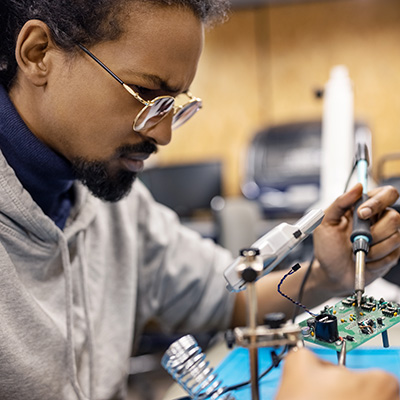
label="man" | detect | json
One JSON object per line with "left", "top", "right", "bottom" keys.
{"left": 0, "top": 0, "right": 399, "bottom": 399}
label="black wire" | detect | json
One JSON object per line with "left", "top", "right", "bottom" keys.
{"left": 291, "top": 255, "right": 315, "bottom": 323}
{"left": 344, "top": 161, "right": 357, "bottom": 193}
{"left": 277, "top": 264, "right": 316, "bottom": 319}
{"left": 291, "top": 157, "right": 357, "bottom": 324}
{"left": 218, "top": 345, "right": 288, "bottom": 396}
{"left": 176, "top": 347, "right": 289, "bottom": 400}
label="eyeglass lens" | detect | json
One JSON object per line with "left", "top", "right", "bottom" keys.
{"left": 172, "top": 101, "right": 202, "bottom": 130}
{"left": 134, "top": 97, "right": 202, "bottom": 132}
{"left": 134, "top": 97, "right": 175, "bottom": 132}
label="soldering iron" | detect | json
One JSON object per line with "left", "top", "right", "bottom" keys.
{"left": 223, "top": 209, "right": 325, "bottom": 292}
{"left": 350, "top": 143, "right": 373, "bottom": 307}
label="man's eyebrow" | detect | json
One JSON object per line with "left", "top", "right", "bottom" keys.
{"left": 121, "top": 70, "right": 184, "bottom": 94}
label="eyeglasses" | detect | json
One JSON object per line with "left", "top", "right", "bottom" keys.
{"left": 78, "top": 44, "right": 202, "bottom": 133}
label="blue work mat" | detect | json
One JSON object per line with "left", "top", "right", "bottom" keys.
{"left": 214, "top": 346, "right": 400, "bottom": 399}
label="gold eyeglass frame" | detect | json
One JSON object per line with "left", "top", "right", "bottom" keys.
{"left": 77, "top": 43, "right": 202, "bottom": 132}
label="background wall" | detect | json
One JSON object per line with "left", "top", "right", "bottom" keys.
{"left": 153, "top": 0, "right": 400, "bottom": 196}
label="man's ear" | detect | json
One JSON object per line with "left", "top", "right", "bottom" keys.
{"left": 15, "top": 20, "right": 56, "bottom": 87}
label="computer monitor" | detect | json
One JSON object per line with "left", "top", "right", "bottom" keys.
{"left": 139, "top": 161, "right": 223, "bottom": 218}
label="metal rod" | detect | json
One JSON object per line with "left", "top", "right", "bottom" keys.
{"left": 247, "top": 282, "right": 259, "bottom": 400}
{"left": 337, "top": 340, "right": 346, "bottom": 366}
{"left": 382, "top": 330, "right": 390, "bottom": 348}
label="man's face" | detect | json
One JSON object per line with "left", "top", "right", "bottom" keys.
{"left": 12, "top": 4, "right": 204, "bottom": 201}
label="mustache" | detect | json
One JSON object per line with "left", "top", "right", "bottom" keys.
{"left": 117, "top": 141, "right": 158, "bottom": 158}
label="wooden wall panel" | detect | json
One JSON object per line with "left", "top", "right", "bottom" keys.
{"left": 267, "top": 0, "right": 400, "bottom": 180}
{"left": 155, "top": 0, "right": 400, "bottom": 195}
{"left": 154, "top": 9, "right": 264, "bottom": 196}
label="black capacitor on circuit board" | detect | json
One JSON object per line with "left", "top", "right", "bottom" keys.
{"left": 315, "top": 314, "right": 339, "bottom": 343}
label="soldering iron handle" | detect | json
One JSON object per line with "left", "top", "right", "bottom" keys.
{"left": 350, "top": 194, "right": 373, "bottom": 244}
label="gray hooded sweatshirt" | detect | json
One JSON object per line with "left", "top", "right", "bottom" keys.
{"left": 0, "top": 150, "right": 235, "bottom": 399}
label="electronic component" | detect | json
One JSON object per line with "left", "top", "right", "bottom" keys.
{"left": 299, "top": 296, "right": 400, "bottom": 352}
{"left": 358, "top": 319, "right": 375, "bottom": 335}
{"left": 342, "top": 297, "right": 355, "bottom": 306}
{"left": 383, "top": 308, "right": 396, "bottom": 317}
{"left": 301, "top": 326, "right": 311, "bottom": 337}
{"left": 307, "top": 318, "right": 316, "bottom": 328}
{"left": 361, "top": 302, "right": 375, "bottom": 311}
{"left": 315, "top": 314, "right": 339, "bottom": 343}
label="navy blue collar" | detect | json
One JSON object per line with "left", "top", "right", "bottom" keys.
{"left": 0, "top": 85, "right": 75, "bottom": 229}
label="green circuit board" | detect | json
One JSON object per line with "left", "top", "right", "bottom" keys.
{"left": 299, "top": 295, "right": 400, "bottom": 352}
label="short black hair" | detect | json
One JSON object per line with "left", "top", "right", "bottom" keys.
{"left": 0, "top": 0, "right": 230, "bottom": 89}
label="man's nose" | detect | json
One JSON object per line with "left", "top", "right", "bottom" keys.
{"left": 144, "top": 112, "right": 173, "bottom": 146}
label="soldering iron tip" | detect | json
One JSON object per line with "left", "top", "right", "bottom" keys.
{"left": 356, "top": 291, "right": 362, "bottom": 308}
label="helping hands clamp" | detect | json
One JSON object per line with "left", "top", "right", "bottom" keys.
{"left": 162, "top": 210, "right": 325, "bottom": 400}
{"left": 227, "top": 248, "right": 305, "bottom": 400}
{"left": 224, "top": 209, "right": 324, "bottom": 400}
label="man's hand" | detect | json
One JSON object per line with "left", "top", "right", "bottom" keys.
{"left": 275, "top": 348, "right": 399, "bottom": 400}
{"left": 313, "top": 183, "right": 400, "bottom": 295}
{"left": 232, "top": 184, "right": 400, "bottom": 326}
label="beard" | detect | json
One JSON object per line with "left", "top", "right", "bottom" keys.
{"left": 71, "top": 141, "right": 157, "bottom": 202}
